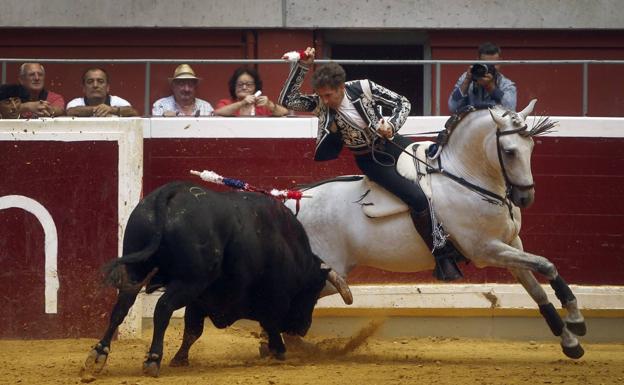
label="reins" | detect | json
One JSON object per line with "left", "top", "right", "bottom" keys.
{"left": 377, "top": 113, "right": 535, "bottom": 219}
{"left": 383, "top": 138, "right": 516, "bottom": 218}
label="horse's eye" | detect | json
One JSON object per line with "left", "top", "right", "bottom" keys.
{"left": 504, "top": 149, "right": 516, "bottom": 157}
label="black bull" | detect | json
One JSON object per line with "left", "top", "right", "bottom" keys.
{"left": 85, "top": 181, "right": 352, "bottom": 377}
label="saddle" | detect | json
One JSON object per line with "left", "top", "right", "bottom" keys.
{"left": 358, "top": 142, "right": 466, "bottom": 281}
{"left": 360, "top": 141, "right": 433, "bottom": 219}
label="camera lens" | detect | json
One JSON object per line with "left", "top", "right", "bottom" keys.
{"left": 470, "top": 64, "right": 488, "bottom": 79}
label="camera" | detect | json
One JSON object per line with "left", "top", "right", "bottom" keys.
{"left": 470, "top": 63, "right": 496, "bottom": 80}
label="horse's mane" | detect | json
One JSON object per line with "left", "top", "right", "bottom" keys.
{"left": 297, "top": 175, "right": 363, "bottom": 191}
{"left": 524, "top": 115, "right": 557, "bottom": 137}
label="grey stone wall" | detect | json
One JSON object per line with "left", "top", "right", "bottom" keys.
{"left": 1, "top": 0, "right": 621, "bottom": 29}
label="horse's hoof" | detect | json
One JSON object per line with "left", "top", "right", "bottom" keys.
{"left": 562, "top": 343, "right": 584, "bottom": 359}
{"left": 566, "top": 321, "right": 587, "bottom": 336}
{"left": 142, "top": 360, "right": 160, "bottom": 377}
{"left": 259, "top": 342, "right": 270, "bottom": 358}
{"left": 169, "top": 356, "right": 189, "bottom": 367}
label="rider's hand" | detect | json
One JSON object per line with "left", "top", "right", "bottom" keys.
{"left": 300, "top": 47, "right": 315, "bottom": 67}
{"left": 376, "top": 119, "right": 394, "bottom": 139}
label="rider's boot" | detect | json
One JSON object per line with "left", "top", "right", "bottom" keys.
{"left": 410, "top": 209, "right": 463, "bottom": 282}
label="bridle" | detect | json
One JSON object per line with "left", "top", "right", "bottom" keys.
{"left": 496, "top": 123, "right": 535, "bottom": 193}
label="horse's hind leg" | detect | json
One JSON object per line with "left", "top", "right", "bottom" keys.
{"left": 509, "top": 268, "right": 584, "bottom": 359}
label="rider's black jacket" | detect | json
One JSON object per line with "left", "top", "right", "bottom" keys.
{"left": 278, "top": 63, "right": 411, "bottom": 161}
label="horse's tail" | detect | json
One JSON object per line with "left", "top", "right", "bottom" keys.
{"left": 103, "top": 183, "right": 181, "bottom": 289}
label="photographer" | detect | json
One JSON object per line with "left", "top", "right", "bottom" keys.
{"left": 448, "top": 42, "right": 516, "bottom": 113}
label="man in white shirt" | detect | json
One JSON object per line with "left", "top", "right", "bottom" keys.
{"left": 152, "top": 64, "right": 214, "bottom": 117}
{"left": 66, "top": 68, "right": 138, "bottom": 117}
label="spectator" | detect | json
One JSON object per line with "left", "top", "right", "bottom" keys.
{"left": 18, "top": 63, "right": 65, "bottom": 118}
{"left": 214, "top": 67, "right": 288, "bottom": 117}
{"left": 66, "top": 68, "right": 138, "bottom": 117}
{"left": 0, "top": 84, "right": 28, "bottom": 119}
{"left": 152, "top": 64, "right": 214, "bottom": 117}
{"left": 448, "top": 42, "right": 516, "bottom": 113}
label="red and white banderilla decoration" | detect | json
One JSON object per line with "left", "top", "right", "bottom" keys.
{"left": 190, "top": 170, "right": 309, "bottom": 213}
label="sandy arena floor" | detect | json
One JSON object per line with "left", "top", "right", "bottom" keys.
{"left": 0, "top": 319, "right": 622, "bottom": 385}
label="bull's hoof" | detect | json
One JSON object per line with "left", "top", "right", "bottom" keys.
{"left": 562, "top": 343, "right": 584, "bottom": 359}
{"left": 259, "top": 342, "right": 270, "bottom": 358}
{"left": 259, "top": 342, "right": 285, "bottom": 360}
{"left": 83, "top": 343, "right": 109, "bottom": 374}
{"left": 142, "top": 361, "right": 160, "bottom": 377}
{"left": 272, "top": 351, "right": 286, "bottom": 361}
{"left": 143, "top": 353, "right": 161, "bottom": 377}
{"left": 566, "top": 321, "right": 587, "bottom": 337}
{"left": 169, "top": 355, "right": 190, "bottom": 367}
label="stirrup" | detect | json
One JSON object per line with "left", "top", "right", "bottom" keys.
{"left": 432, "top": 243, "right": 464, "bottom": 281}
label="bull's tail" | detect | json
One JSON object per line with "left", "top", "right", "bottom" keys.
{"left": 102, "top": 183, "right": 181, "bottom": 289}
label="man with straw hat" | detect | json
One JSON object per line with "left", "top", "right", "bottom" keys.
{"left": 152, "top": 64, "right": 214, "bottom": 117}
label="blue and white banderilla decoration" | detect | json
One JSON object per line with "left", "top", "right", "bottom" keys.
{"left": 190, "top": 170, "right": 309, "bottom": 212}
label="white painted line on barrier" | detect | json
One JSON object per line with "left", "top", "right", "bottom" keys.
{"left": 0, "top": 195, "right": 59, "bottom": 314}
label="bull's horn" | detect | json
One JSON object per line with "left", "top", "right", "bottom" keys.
{"left": 327, "top": 269, "right": 353, "bottom": 305}
{"left": 519, "top": 99, "right": 538, "bottom": 120}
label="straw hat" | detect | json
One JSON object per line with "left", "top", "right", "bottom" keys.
{"left": 169, "top": 64, "right": 201, "bottom": 81}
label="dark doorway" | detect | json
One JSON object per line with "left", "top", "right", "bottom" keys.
{"left": 330, "top": 44, "right": 423, "bottom": 116}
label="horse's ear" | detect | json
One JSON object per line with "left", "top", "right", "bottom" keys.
{"left": 489, "top": 108, "right": 505, "bottom": 127}
{"left": 519, "top": 99, "right": 538, "bottom": 120}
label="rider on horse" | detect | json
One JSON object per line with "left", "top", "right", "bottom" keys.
{"left": 279, "top": 47, "right": 463, "bottom": 281}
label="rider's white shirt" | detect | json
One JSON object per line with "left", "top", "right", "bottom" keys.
{"left": 337, "top": 94, "right": 367, "bottom": 130}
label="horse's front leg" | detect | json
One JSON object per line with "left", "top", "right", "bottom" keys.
{"left": 477, "top": 239, "right": 585, "bottom": 359}
{"left": 506, "top": 237, "right": 586, "bottom": 337}
{"left": 509, "top": 267, "right": 584, "bottom": 359}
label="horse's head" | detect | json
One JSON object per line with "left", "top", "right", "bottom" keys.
{"left": 489, "top": 99, "right": 549, "bottom": 208}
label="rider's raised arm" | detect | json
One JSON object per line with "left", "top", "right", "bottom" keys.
{"left": 278, "top": 63, "right": 319, "bottom": 112}
{"left": 368, "top": 79, "right": 411, "bottom": 134}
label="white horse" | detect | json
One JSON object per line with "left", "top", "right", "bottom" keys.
{"left": 285, "top": 100, "right": 586, "bottom": 359}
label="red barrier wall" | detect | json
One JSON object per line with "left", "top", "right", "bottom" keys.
{"left": 0, "top": 141, "right": 119, "bottom": 338}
